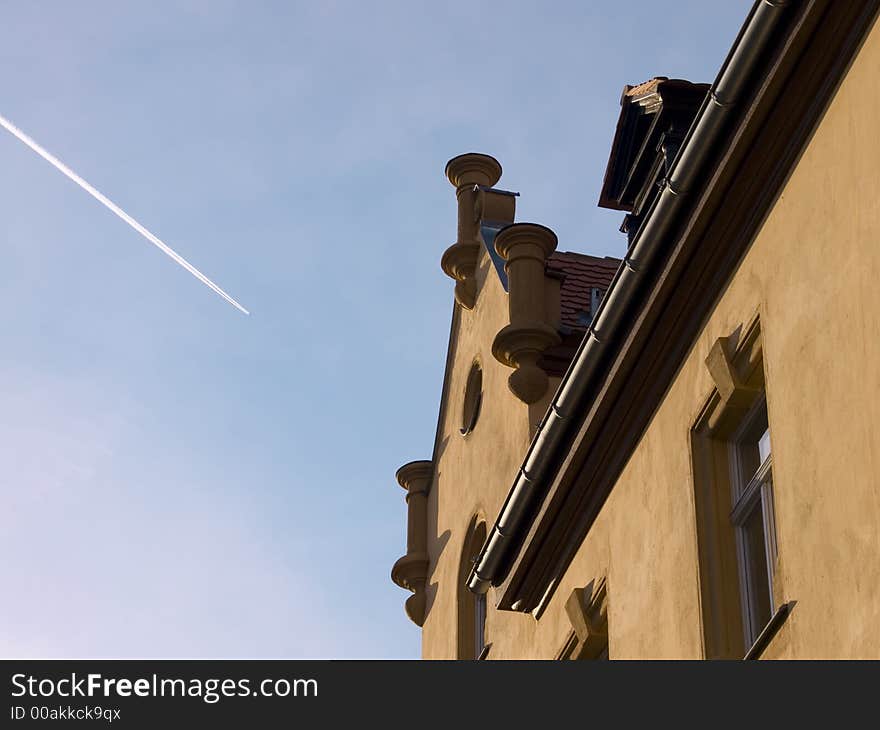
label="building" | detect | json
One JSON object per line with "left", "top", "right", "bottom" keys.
{"left": 391, "top": 0, "right": 880, "bottom": 659}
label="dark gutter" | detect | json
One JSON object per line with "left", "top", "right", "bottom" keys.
{"left": 467, "top": 0, "right": 793, "bottom": 595}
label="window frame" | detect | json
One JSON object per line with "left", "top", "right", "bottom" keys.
{"left": 457, "top": 518, "right": 488, "bottom": 659}
{"left": 728, "top": 397, "right": 777, "bottom": 648}
{"left": 474, "top": 591, "right": 487, "bottom": 658}
{"left": 460, "top": 361, "right": 483, "bottom": 436}
{"left": 690, "top": 319, "right": 786, "bottom": 659}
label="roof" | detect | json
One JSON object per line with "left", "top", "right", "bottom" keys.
{"left": 622, "top": 76, "right": 667, "bottom": 100}
{"left": 547, "top": 251, "right": 620, "bottom": 330}
{"left": 599, "top": 77, "right": 709, "bottom": 212}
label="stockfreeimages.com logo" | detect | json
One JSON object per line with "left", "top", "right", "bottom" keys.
{"left": 11, "top": 672, "right": 318, "bottom": 704}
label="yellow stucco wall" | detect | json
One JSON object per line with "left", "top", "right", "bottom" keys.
{"left": 421, "top": 246, "right": 553, "bottom": 658}
{"left": 423, "top": 18, "right": 880, "bottom": 659}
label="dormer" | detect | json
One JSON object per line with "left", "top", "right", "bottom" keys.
{"left": 599, "top": 77, "right": 709, "bottom": 244}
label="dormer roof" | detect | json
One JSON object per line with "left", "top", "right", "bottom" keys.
{"left": 599, "top": 77, "right": 709, "bottom": 214}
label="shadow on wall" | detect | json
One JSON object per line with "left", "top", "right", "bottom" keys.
{"left": 424, "top": 528, "right": 451, "bottom": 624}
{"left": 422, "top": 442, "right": 449, "bottom": 626}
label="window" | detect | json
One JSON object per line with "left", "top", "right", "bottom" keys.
{"left": 730, "top": 398, "right": 777, "bottom": 648}
{"left": 691, "top": 321, "right": 786, "bottom": 658}
{"left": 460, "top": 361, "right": 483, "bottom": 435}
{"left": 457, "top": 519, "right": 487, "bottom": 659}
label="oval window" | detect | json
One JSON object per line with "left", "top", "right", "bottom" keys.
{"left": 461, "top": 361, "right": 483, "bottom": 435}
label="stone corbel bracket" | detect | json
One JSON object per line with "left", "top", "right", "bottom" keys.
{"left": 441, "top": 153, "right": 503, "bottom": 309}
{"left": 558, "top": 577, "right": 609, "bottom": 659}
{"left": 704, "top": 330, "right": 762, "bottom": 437}
{"left": 391, "top": 460, "right": 433, "bottom": 627}
{"left": 491, "top": 223, "right": 561, "bottom": 403}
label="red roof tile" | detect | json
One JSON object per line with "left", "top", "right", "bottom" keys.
{"left": 623, "top": 77, "right": 668, "bottom": 98}
{"left": 547, "top": 251, "right": 620, "bottom": 331}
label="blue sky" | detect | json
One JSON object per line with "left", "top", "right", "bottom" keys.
{"left": 0, "top": 1, "right": 750, "bottom": 658}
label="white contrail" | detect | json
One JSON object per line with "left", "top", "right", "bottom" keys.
{"left": 0, "top": 112, "right": 249, "bottom": 315}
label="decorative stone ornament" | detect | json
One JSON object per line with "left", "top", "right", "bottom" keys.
{"left": 391, "top": 460, "right": 433, "bottom": 626}
{"left": 491, "top": 223, "right": 561, "bottom": 403}
{"left": 556, "top": 577, "right": 609, "bottom": 660}
{"left": 441, "top": 153, "right": 503, "bottom": 309}
{"left": 565, "top": 577, "right": 608, "bottom": 643}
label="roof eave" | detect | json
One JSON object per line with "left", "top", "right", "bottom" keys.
{"left": 469, "top": 0, "right": 880, "bottom": 612}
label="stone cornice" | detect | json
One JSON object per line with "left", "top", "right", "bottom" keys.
{"left": 492, "top": 323, "right": 560, "bottom": 404}
{"left": 395, "top": 459, "right": 433, "bottom": 496}
{"left": 491, "top": 323, "right": 561, "bottom": 369}
{"left": 445, "top": 153, "right": 503, "bottom": 189}
{"left": 440, "top": 243, "right": 480, "bottom": 300}
{"left": 494, "top": 223, "right": 558, "bottom": 265}
{"left": 391, "top": 552, "right": 430, "bottom": 592}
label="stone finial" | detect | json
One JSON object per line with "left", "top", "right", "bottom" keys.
{"left": 391, "top": 460, "right": 433, "bottom": 626}
{"left": 491, "top": 223, "right": 561, "bottom": 403}
{"left": 444, "top": 153, "right": 503, "bottom": 189}
{"left": 441, "top": 153, "right": 503, "bottom": 309}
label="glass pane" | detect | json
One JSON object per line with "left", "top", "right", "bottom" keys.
{"left": 736, "top": 400, "right": 770, "bottom": 489}
{"left": 742, "top": 504, "right": 772, "bottom": 643}
{"left": 758, "top": 427, "right": 771, "bottom": 464}
{"left": 738, "top": 442, "right": 760, "bottom": 490}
